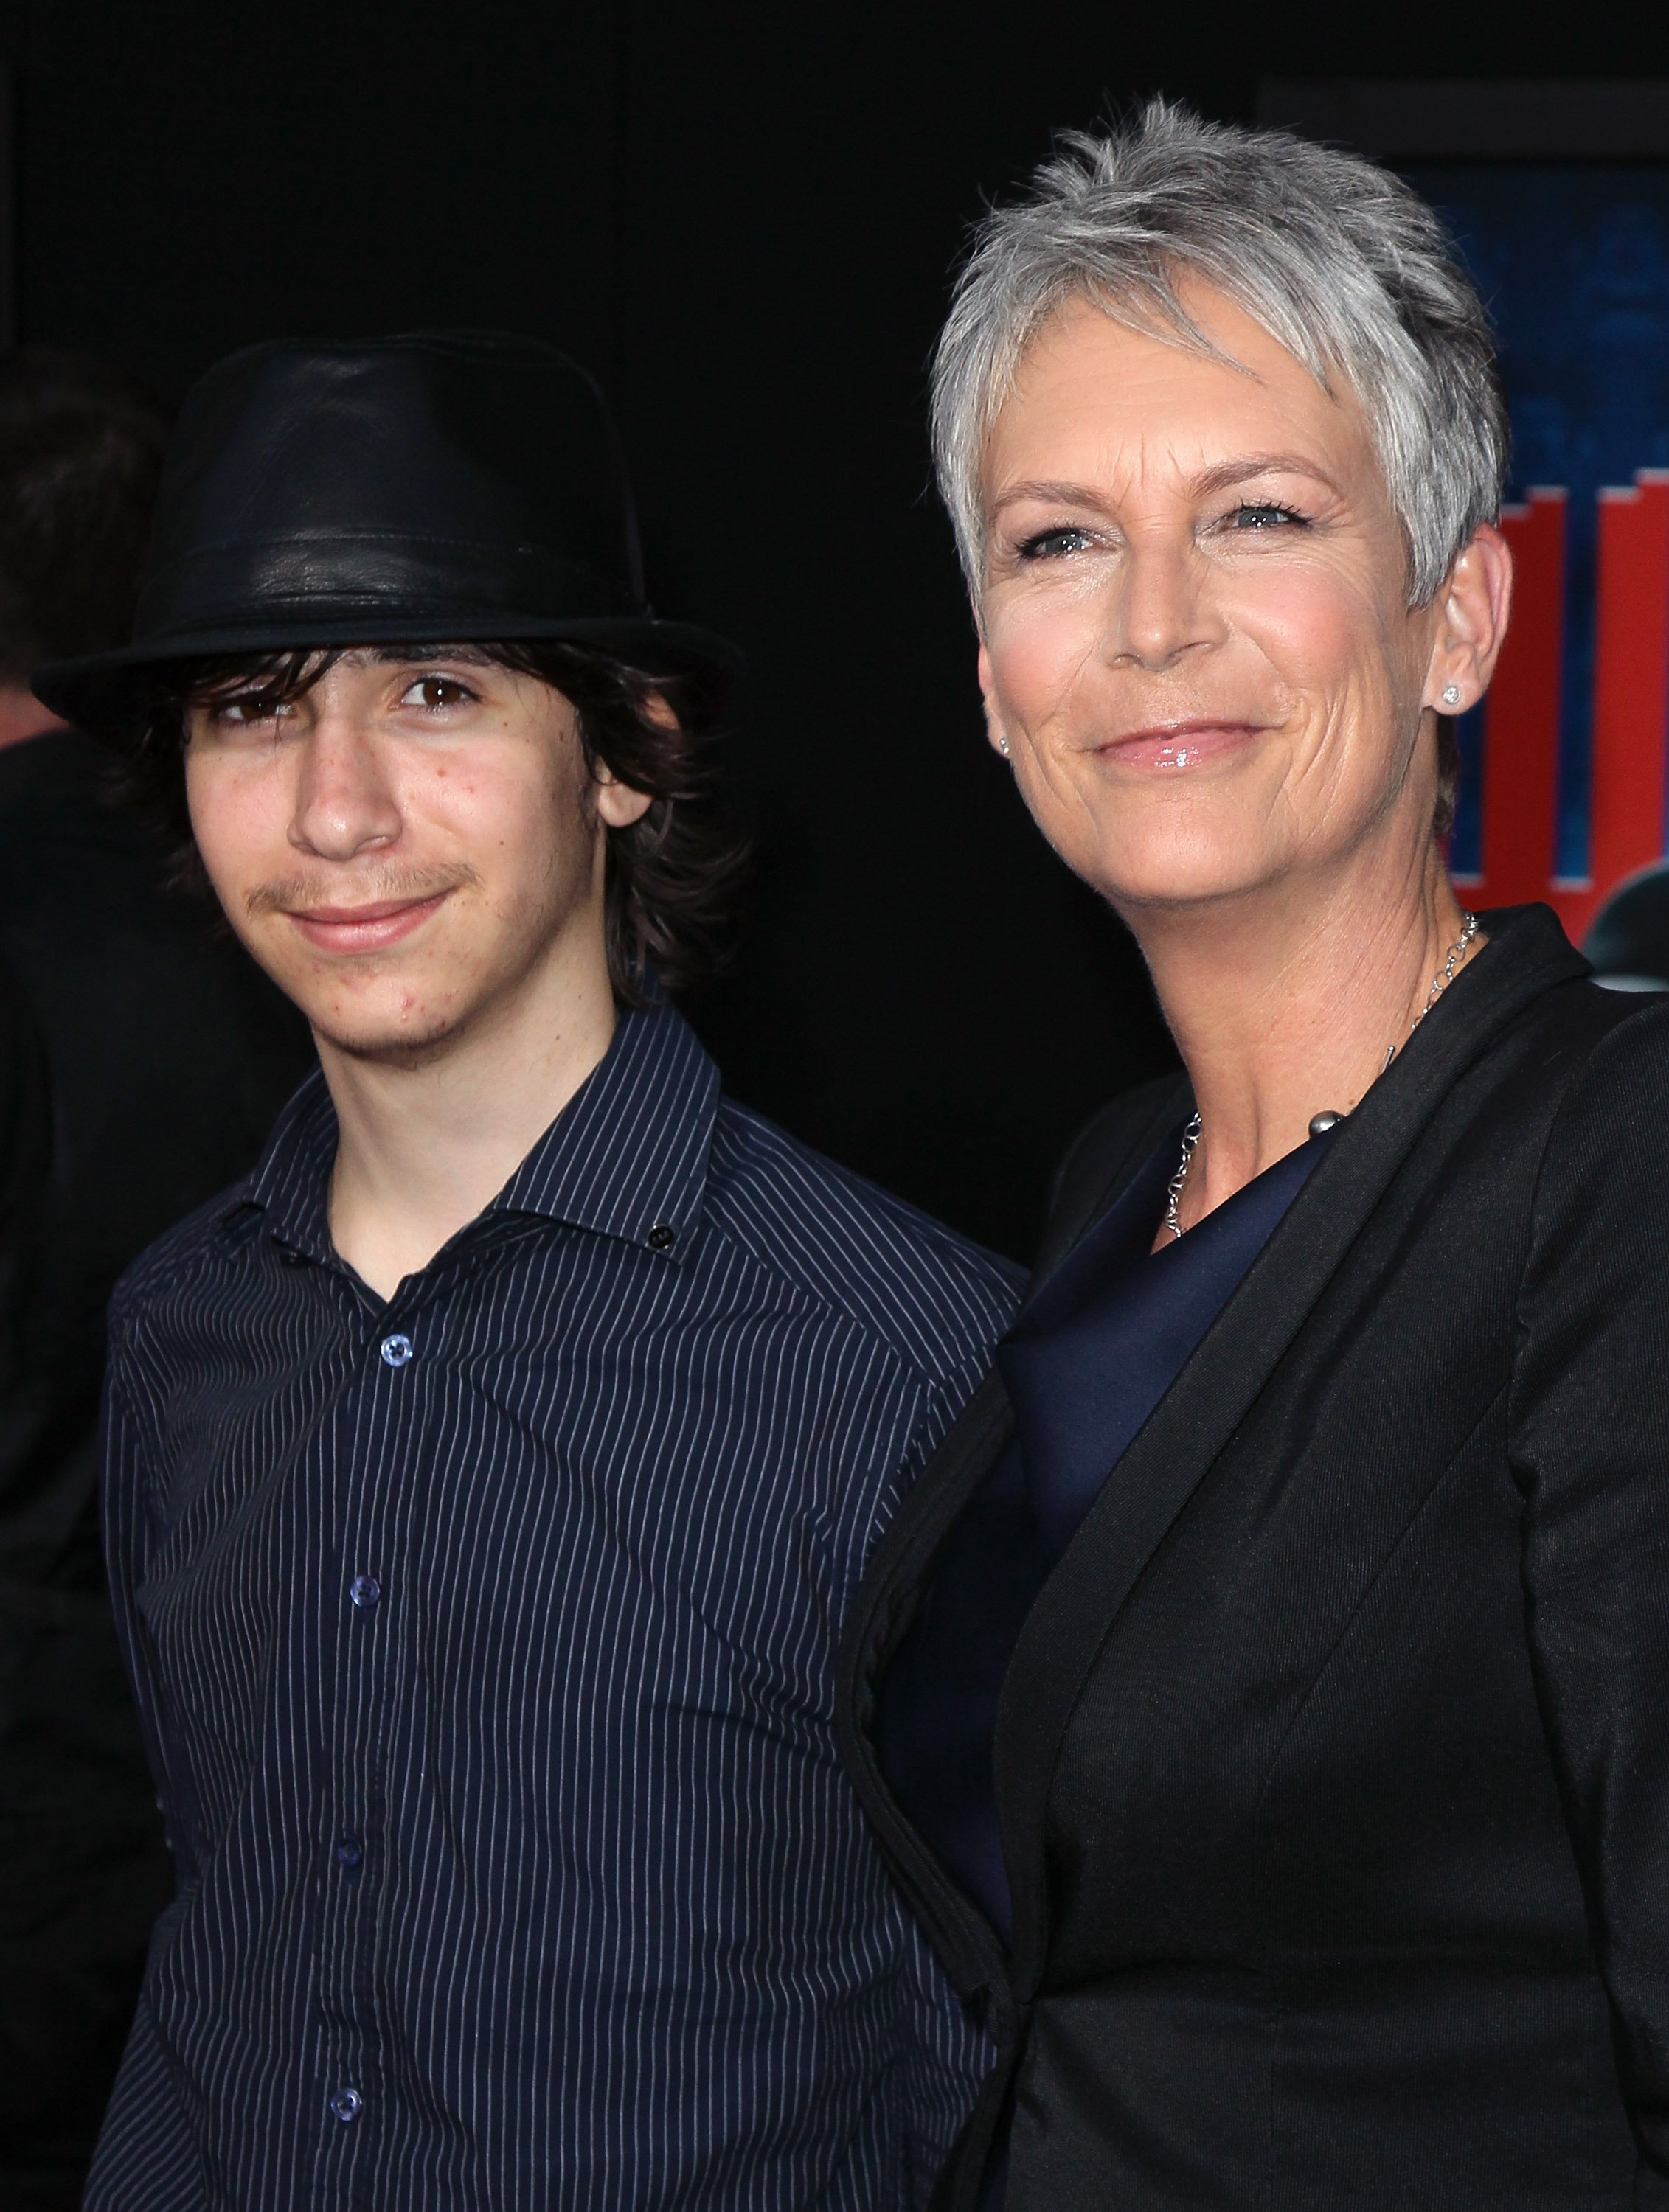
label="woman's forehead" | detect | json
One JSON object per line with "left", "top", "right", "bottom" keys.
{"left": 987, "top": 287, "right": 1369, "bottom": 496}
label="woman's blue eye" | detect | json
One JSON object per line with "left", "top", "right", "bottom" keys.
{"left": 1230, "top": 502, "right": 1303, "bottom": 530}
{"left": 1018, "top": 526, "right": 1093, "bottom": 560}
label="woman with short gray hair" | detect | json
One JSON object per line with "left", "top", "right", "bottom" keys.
{"left": 839, "top": 101, "right": 1669, "bottom": 2209}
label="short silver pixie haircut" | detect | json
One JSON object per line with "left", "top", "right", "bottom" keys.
{"left": 931, "top": 100, "right": 1507, "bottom": 608}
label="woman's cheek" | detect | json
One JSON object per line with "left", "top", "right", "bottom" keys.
{"left": 1252, "top": 538, "right": 1415, "bottom": 687}
{"left": 1229, "top": 566, "right": 1360, "bottom": 692}
{"left": 986, "top": 599, "right": 1102, "bottom": 737}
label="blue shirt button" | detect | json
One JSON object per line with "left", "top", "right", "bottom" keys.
{"left": 349, "top": 1575, "right": 381, "bottom": 1610}
{"left": 330, "top": 2087, "right": 362, "bottom": 2123}
{"left": 335, "top": 1836, "right": 363, "bottom": 1869}
{"left": 380, "top": 1333, "right": 413, "bottom": 1368}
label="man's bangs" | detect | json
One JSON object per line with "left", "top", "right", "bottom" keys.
{"left": 181, "top": 646, "right": 347, "bottom": 712}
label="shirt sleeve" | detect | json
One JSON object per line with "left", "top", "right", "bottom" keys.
{"left": 100, "top": 1336, "right": 181, "bottom": 1878}
{"left": 886, "top": 1904, "right": 993, "bottom": 2209}
{"left": 1509, "top": 1001, "right": 1669, "bottom": 2199}
{"left": 865, "top": 1348, "right": 1010, "bottom": 2203}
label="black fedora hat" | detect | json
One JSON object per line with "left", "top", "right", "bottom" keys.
{"left": 33, "top": 330, "right": 740, "bottom": 745}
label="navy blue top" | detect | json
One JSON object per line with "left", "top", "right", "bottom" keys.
{"left": 873, "top": 1123, "right": 1328, "bottom": 1942}
{"left": 89, "top": 1003, "right": 1021, "bottom": 2212}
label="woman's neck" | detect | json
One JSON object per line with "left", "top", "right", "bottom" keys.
{"left": 1128, "top": 838, "right": 1476, "bottom": 1231}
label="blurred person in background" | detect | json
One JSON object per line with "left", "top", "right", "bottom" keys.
{"left": 0, "top": 349, "right": 313, "bottom": 2210}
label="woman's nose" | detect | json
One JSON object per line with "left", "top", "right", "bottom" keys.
{"left": 288, "top": 712, "right": 402, "bottom": 861}
{"left": 1106, "top": 534, "right": 1217, "bottom": 671}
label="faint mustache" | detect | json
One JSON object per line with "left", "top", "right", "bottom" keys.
{"left": 244, "top": 864, "right": 483, "bottom": 920}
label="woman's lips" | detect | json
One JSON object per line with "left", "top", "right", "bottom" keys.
{"left": 1097, "top": 721, "right": 1263, "bottom": 771}
{"left": 285, "top": 891, "right": 450, "bottom": 953}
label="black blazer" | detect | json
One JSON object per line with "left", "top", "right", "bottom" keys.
{"left": 838, "top": 905, "right": 1669, "bottom": 2210}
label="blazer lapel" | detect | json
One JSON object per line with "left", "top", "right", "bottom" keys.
{"left": 993, "top": 903, "right": 1590, "bottom": 1999}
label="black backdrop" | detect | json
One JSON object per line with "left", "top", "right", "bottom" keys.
{"left": 4, "top": 4, "right": 1660, "bottom": 1257}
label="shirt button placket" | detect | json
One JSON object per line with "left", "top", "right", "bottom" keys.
{"left": 322, "top": 1325, "right": 414, "bottom": 2180}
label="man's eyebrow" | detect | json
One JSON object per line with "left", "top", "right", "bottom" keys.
{"left": 363, "top": 644, "right": 499, "bottom": 666}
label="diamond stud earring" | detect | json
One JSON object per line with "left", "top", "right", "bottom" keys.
{"left": 1441, "top": 684, "right": 1462, "bottom": 708}
{"left": 996, "top": 734, "right": 1012, "bottom": 758}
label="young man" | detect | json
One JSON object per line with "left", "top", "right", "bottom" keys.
{"left": 35, "top": 334, "right": 1015, "bottom": 2211}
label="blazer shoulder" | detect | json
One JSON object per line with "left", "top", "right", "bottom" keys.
{"left": 1035, "top": 1071, "right": 1189, "bottom": 1279}
{"left": 1531, "top": 985, "right": 1669, "bottom": 1172}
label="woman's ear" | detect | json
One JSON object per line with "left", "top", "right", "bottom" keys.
{"left": 1424, "top": 522, "right": 1514, "bottom": 718}
{"left": 976, "top": 641, "right": 1012, "bottom": 760}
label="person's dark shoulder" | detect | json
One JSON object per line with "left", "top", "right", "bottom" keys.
{"left": 1529, "top": 982, "right": 1669, "bottom": 1175}
{"left": 704, "top": 1096, "right": 1023, "bottom": 1385}
{"left": 105, "top": 1174, "right": 265, "bottom": 1356}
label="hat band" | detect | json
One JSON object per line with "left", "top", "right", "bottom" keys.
{"left": 133, "top": 532, "right": 642, "bottom": 644}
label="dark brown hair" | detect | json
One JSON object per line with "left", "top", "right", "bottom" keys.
{"left": 133, "top": 639, "right": 746, "bottom": 1005}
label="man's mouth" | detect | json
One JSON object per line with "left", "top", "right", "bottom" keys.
{"left": 1095, "top": 720, "right": 1266, "bottom": 771}
{"left": 282, "top": 891, "right": 451, "bottom": 953}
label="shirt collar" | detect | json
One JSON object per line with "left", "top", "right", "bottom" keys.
{"left": 491, "top": 1001, "right": 718, "bottom": 1252}
{"left": 231, "top": 1001, "right": 721, "bottom": 1266}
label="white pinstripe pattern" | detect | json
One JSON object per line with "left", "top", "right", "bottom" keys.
{"left": 86, "top": 1006, "right": 1014, "bottom": 2211}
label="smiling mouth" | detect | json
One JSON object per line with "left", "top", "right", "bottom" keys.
{"left": 283, "top": 891, "right": 452, "bottom": 953}
{"left": 1097, "top": 720, "right": 1266, "bottom": 771}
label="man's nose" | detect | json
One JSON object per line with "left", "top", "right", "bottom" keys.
{"left": 288, "top": 712, "right": 403, "bottom": 862}
{"left": 1104, "top": 531, "right": 1219, "bottom": 672}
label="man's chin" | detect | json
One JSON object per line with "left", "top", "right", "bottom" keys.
{"left": 306, "top": 1008, "right": 467, "bottom": 1071}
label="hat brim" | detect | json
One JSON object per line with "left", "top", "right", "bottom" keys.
{"left": 34, "top": 612, "right": 744, "bottom": 749}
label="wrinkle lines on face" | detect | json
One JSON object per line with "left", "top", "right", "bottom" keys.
{"left": 978, "top": 284, "right": 1445, "bottom": 916}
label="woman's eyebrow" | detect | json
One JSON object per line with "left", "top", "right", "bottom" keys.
{"left": 1187, "top": 452, "right": 1342, "bottom": 500}
{"left": 990, "top": 454, "right": 1344, "bottom": 520}
{"left": 988, "top": 479, "right": 1110, "bottom": 520}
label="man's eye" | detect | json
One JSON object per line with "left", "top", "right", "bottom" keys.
{"left": 1228, "top": 502, "right": 1305, "bottom": 531}
{"left": 1016, "top": 526, "right": 1094, "bottom": 562}
{"left": 403, "top": 675, "right": 476, "bottom": 711}
{"left": 209, "top": 695, "right": 287, "bottom": 726}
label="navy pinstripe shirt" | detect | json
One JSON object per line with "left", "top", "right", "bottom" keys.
{"left": 89, "top": 1004, "right": 1016, "bottom": 2211}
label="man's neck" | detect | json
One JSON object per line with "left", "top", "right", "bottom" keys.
{"left": 0, "top": 684, "right": 70, "bottom": 750}
{"left": 321, "top": 936, "right": 620, "bottom": 1301}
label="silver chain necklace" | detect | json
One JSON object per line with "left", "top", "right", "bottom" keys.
{"left": 1402, "top": 908, "right": 1479, "bottom": 1045}
{"left": 1162, "top": 913, "right": 1479, "bottom": 1243}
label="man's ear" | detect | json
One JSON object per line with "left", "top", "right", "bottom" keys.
{"left": 1423, "top": 522, "right": 1513, "bottom": 718}
{"left": 594, "top": 762, "right": 653, "bottom": 830}
{"left": 591, "top": 688, "right": 670, "bottom": 830}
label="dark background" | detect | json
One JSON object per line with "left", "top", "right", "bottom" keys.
{"left": 4, "top": 5, "right": 1662, "bottom": 1259}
